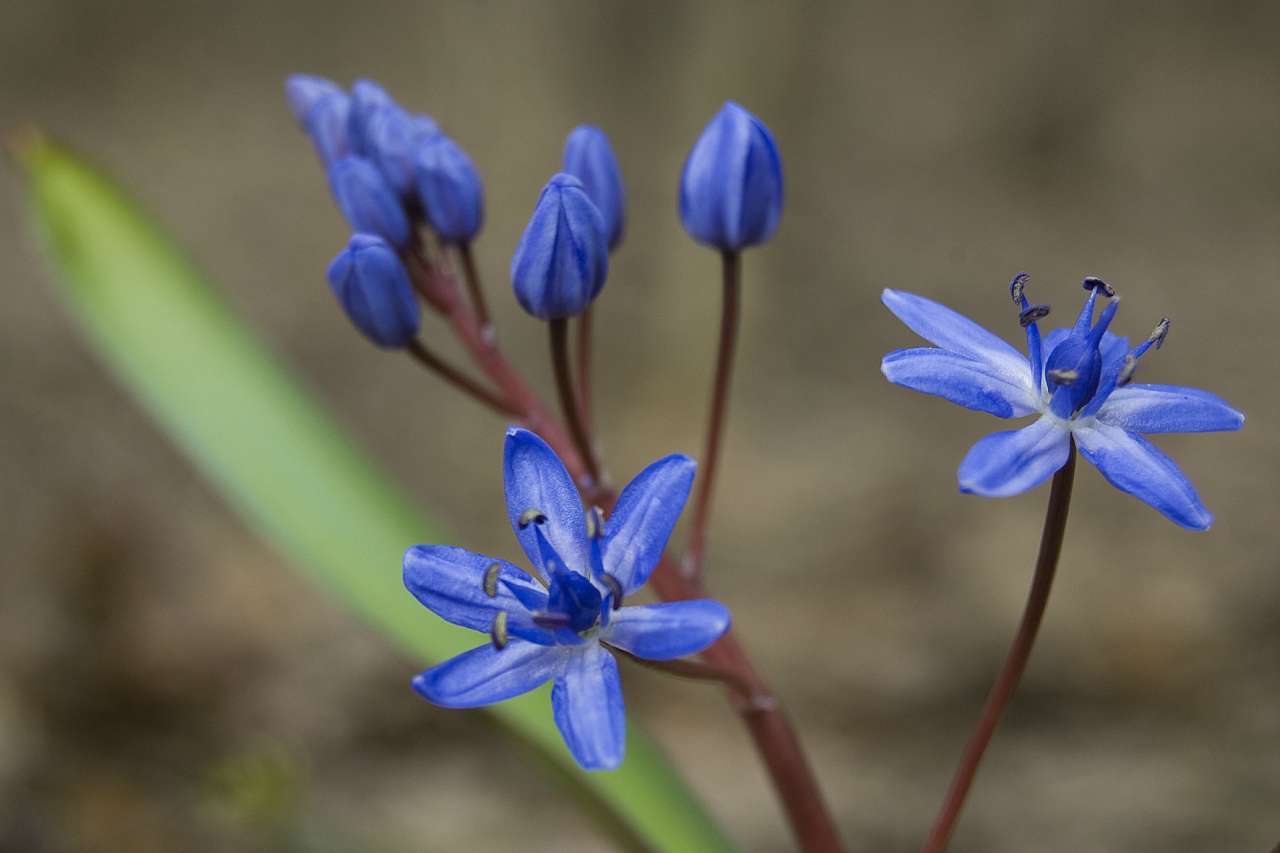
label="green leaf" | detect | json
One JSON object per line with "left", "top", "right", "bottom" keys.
{"left": 12, "top": 130, "right": 733, "bottom": 853}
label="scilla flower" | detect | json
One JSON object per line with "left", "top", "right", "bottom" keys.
{"left": 881, "top": 276, "right": 1243, "bottom": 529}
{"left": 679, "top": 101, "right": 784, "bottom": 251}
{"left": 510, "top": 173, "right": 608, "bottom": 320}
{"left": 326, "top": 233, "right": 420, "bottom": 347}
{"left": 562, "top": 125, "right": 625, "bottom": 250}
{"left": 367, "top": 107, "right": 440, "bottom": 198}
{"left": 328, "top": 155, "right": 411, "bottom": 248}
{"left": 405, "top": 428, "right": 731, "bottom": 770}
{"left": 414, "top": 134, "right": 484, "bottom": 243}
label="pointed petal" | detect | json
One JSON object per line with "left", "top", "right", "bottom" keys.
{"left": 1074, "top": 422, "right": 1213, "bottom": 530}
{"left": 881, "top": 347, "right": 1038, "bottom": 418}
{"left": 403, "top": 545, "right": 555, "bottom": 644}
{"left": 552, "top": 644, "right": 625, "bottom": 770}
{"left": 504, "top": 428, "right": 590, "bottom": 579}
{"left": 412, "top": 641, "right": 560, "bottom": 708}
{"left": 602, "top": 454, "right": 696, "bottom": 593}
{"left": 604, "top": 600, "right": 731, "bottom": 660}
{"left": 957, "top": 417, "right": 1071, "bottom": 497}
{"left": 881, "top": 290, "right": 1031, "bottom": 386}
{"left": 1095, "top": 384, "right": 1245, "bottom": 434}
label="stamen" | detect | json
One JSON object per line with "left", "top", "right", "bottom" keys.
{"left": 1019, "top": 304, "right": 1050, "bottom": 327}
{"left": 490, "top": 611, "right": 509, "bottom": 650}
{"left": 1047, "top": 368, "right": 1079, "bottom": 385}
{"left": 1082, "top": 276, "right": 1116, "bottom": 298}
{"left": 482, "top": 562, "right": 502, "bottom": 597}
{"left": 532, "top": 611, "right": 572, "bottom": 629}
{"left": 1009, "top": 271, "right": 1030, "bottom": 305}
{"left": 585, "top": 506, "right": 605, "bottom": 540}
{"left": 601, "top": 573, "right": 624, "bottom": 610}
{"left": 1116, "top": 354, "right": 1138, "bottom": 387}
{"left": 1149, "top": 317, "right": 1170, "bottom": 350}
{"left": 517, "top": 508, "right": 547, "bottom": 529}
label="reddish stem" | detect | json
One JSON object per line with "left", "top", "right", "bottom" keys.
{"left": 922, "top": 440, "right": 1077, "bottom": 853}
{"left": 550, "top": 318, "right": 602, "bottom": 487}
{"left": 405, "top": 339, "right": 520, "bottom": 417}
{"left": 683, "top": 250, "right": 741, "bottom": 581}
{"left": 575, "top": 306, "right": 594, "bottom": 438}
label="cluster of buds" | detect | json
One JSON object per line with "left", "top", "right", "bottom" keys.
{"left": 285, "top": 74, "right": 784, "bottom": 348}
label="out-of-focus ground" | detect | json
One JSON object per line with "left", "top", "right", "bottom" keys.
{"left": 2, "top": 2, "right": 1278, "bottom": 850}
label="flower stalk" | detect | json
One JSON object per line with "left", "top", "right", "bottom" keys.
{"left": 405, "top": 339, "right": 520, "bottom": 417}
{"left": 923, "top": 439, "right": 1077, "bottom": 853}
{"left": 684, "top": 249, "right": 741, "bottom": 580}
{"left": 549, "top": 317, "right": 602, "bottom": 488}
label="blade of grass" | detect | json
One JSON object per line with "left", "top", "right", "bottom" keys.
{"left": 11, "top": 129, "right": 732, "bottom": 853}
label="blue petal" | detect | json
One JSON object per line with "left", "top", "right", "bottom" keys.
{"left": 1095, "top": 384, "right": 1244, "bottom": 434}
{"left": 403, "top": 545, "right": 555, "bottom": 645}
{"left": 412, "top": 641, "right": 559, "bottom": 708}
{"left": 603, "top": 600, "right": 731, "bottom": 660}
{"left": 881, "top": 290, "right": 1033, "bottom": 388}
{"left": 1074, "top": 422, "right": 1213, "bottom": 530}
{"left": 552, "top": 644, "right": 625, "bottom": 770}
{"left": 881, "top": 347, "right": 1039, "bottom": 418}
{"left": 957, "top": 417, "right": 1071, "bottom": 497}
{"left": 503, "top": 428, "right": 591, "bottom": 579}
{"left": 602, "top": 454, "right": 696, "bottom": 593}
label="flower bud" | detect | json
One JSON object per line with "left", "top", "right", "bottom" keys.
{"left": 347, "top": 78, "right": 397, "bottom": 156}
{"left": 679, "top": 101, "right": 783, "bottom": 251}
{"left": 301, "top": 90, "right": 352, "bottom": 168}
{"left": 562, "top": 125, "right": 625, "bottom": 250}
{"left": 326, "top": 234, "right": 420, "bottom": 347}
{"left": 414, "top": 134, "right": 484, "bottom": 243}
{"left": 510, "top": 173, "right": 608, "bottom": 320}
{"left": 328, "top": 155, "right": 411, "bottom": 248}
{"left": 285, "top": 73, "right": 343, "bottom": 124}
{"left": 368, "top": 107, "right": 441, "bottom": 197}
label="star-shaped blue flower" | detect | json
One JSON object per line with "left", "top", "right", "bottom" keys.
{"left": 405, "top": 428, "right": 732, "bottom": 770}
{"left": 881, "top": 275, "right": 1244, "bottom": 529}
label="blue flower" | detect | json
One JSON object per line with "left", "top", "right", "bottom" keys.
{"left": 346, "top": 78, "right": 398, "bottom": 157}
{"left": 881, "top": 276, "right": 1244, "bottom": 530}
{"left": 405, "top": 428, "right": 731, "bottom": 770}
{"left": 298, "top": 88, "right": 352, "bottom": 169}
{"left": 679, "top": 101, "right": 784, "bottom": 251}
{"left": 510, "top": 173, "right": 609, "bottom": 320}
{"left": 562, "top": 125, "right": 625, "bottom": 250}
{"left": 414, "top": 134, "right": 484, "bottom": 243}
{"left": 284, "top": 73, "right": 343, "bottom": 124}
{"left": 328, "top": 155, "right": 411, "bottom": 248}
{"left": 326, "top": 233, "right": 420, "bottom": 347}
{"left": 367, "top": 107, "right": 441, "bottom": 198}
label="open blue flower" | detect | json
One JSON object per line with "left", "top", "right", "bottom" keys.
{"left": 405, "top": 428, "right": 731, "bottom": 770}
{"left": 881, "top": 275, "right": 1243, "bottom": 529}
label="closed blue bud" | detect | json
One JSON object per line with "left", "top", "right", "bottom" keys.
{"left": 368, "top": 107, "right": 441, "bottom": 197}
{"left": 301, "top": 90, "right": 352, "bottom": 168}
{"left": 285, "top": 73, "right": 343, "bottom": 124}
{"left": 414, "top": 134, "right": 484, "bottom": 243}
{"left": 679, "top": 101, "right": 784, "bottom": 251}
{"left": 562, "top": 125, "right": 625, "bottom": 250}
{"left": 326, "top": 233, "right": 420, "bottom": 347}
{"left": 510, "top": 173, "right": 608, "bottom": 320}
{"left": 347, "top": 78, "right": 398, "bottom": 156}
{"left": 328, "top": 155, "right": 411, "bottom": 248}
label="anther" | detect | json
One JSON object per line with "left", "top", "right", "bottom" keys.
{"left": 532, "top": 611, "right": 572, "bottom": 629}
{"left": 1082, "top": 276, "right": 1116, "bottom": 298}
{"left": 1149, "top": 317, "right": 1170, "bottom": 350}
{"left": 490, "top": 611, "right": 509, "bottom": 650}
{"left": 1019, "top": 303, "right": 1050, "bottom": 327}
{"left": 517, "top": 508, "right": 547, "bottom": 529}
{"left": 585, "top": 506, "right": 605, "bottom": 540}
{"left": 1009, "top": 271, "right": 1030, "bottom": 304}
{"left": 601, "top": 573, "right": 624, "bottom": 610}
{"left": 1117, "top": 353, "right": 1138, "bottom": 387}
{"left": 482, "top": 562, "right": 502, "bottom": 597}
{"left": 1047, "top": 368, "right": 1079, "bottom": 385}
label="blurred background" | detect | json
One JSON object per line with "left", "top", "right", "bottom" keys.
{"left": 2, "top": 1, "right": 1278, "bottom": 850}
